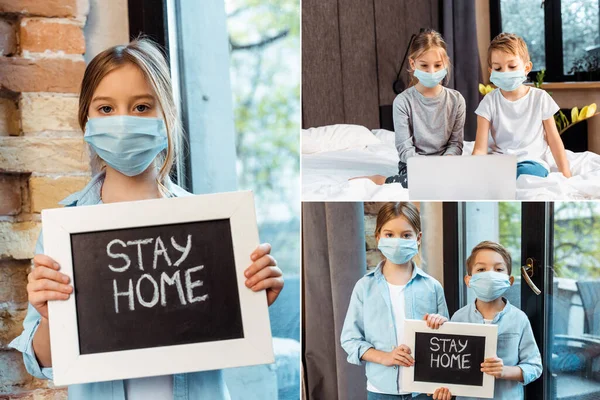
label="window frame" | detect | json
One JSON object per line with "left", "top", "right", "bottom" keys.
{"left": 490, "top": 0, "right": 599, "bottom": 82}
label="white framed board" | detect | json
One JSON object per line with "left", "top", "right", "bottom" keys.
{"left": 42, "top": 191, "right": 273, "bottom": 386}
{"left": 402, "top": 319, "right": 498, "bottom": 398}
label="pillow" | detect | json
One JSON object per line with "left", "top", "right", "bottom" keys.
{"left": 302, "top": 124, "right": 381, "bottom": 154}
{"left": 372, "top": 129, "right": 395, "bottom": 147}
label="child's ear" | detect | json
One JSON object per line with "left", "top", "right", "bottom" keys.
{"left": 417, "top": 232, "right": 422, "bottom": 246}
{"left": 409, "top": 58, "right": 415, "bottom": 71}
{"left": 525, "top": 61, "right": 533, "bottom": 75}
{"left": 509, "top": 275, "right": 515, "bottom": 286}
{"left": 464, "top": 275, "right": 471, "bottom": 287}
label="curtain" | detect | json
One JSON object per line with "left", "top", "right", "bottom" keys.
{"left": 443, "top": 0, "right": 482, "bottom": 141}
{"left": 302, "top": 202, "right": 368, "bottom": 400}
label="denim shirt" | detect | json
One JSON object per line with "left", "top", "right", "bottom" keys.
{"left": 451, "top": 298, "right": 542, "bottom": 400}
{"left": 340, "top": 261, "right": 449, "bottom": 395}
{"left": 8, "top": 171, "right": 231, "bottom": 400}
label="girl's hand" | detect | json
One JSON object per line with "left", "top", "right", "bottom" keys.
{"left": 380, "top": 344, "right": 414, "bottom": 367}
{"left": 481, "top": 356, "right": 505, "bottom": 378}
{"left": 245, "top": 243, "right": 283, "bottom": 306}
{"left": 28, "top": 255, "right": 73, "bottom": 319}
{"left": 430, "top": 387, "right": 452, "bottom": 400}
{"left": 424, "top": 313, "right": 447, "bottom": 329}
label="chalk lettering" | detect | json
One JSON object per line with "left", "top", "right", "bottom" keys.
{"left": 430, "top": 337, "right": 440, "bottom": 352}
{"left": 172, "top": 235, "right": 192, "bottom": 267}
{"left": 135, "top": 274, "right": 160, "bottom": 308}
{"left": 153, "top": 236, "right": 172, "bottom": 269}
{"left": 107, "top": 239, "right": 131, "bottom": 272}
{"left": 186, "top": 265, "right": 208, "bottom": 303}
{"left": 160, "top": 270, "right": 186, "bottom": 306}
{"left": 113, "top": 279, "right": 134, "bottom": 313}
{"left": 126, "top": 238, "right": 154, "bottom": 270}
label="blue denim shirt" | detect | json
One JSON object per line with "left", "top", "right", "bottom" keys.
{"left": 451, "top": 298, "right": 542, "bottom": 400}
{"left": 8, "top": 172, "right": 231, "bottom": 400}
{"left": 340, "top": 261, "right": 449, "bottom": 395}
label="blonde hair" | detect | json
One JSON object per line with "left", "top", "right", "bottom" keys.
{"left": 487, "top": 32, "right": 530, "bottom": 68}
{"left": 466, "top": 241, "right": 513, "bottom": 275}
{"left": 407, "top": 29, "right": 451, "bottom": 87}
{"left": 78, "top": 37, "right": 182, "bottom": 197}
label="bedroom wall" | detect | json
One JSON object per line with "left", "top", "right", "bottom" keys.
{"left": 302, "top": 0, "right": 440, "bottom": 130}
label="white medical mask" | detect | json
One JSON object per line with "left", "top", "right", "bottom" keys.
{"left": 469, "top": 271, "right": 511, "bottom": 302}
{"left": 84, "top": 116, "right": 168, "bottom": 177}
{"left": 414, "top": 68, "right": 448, "bottom": 88}
{"left": 490, "top": 69, "right": 527, "bottom": 92}
{"left": 378, "top": 237, "right": 419, "bottom": 265}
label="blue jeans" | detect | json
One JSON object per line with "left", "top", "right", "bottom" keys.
{"left": 517, "top": 160, "right": 549, "bottom": 178}
{"left": 367, "top": 392, "right": 428, "bottom": 400}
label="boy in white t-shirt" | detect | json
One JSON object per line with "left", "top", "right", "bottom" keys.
{"left": 472, "top": 33, "right": 571, "bottom": 179}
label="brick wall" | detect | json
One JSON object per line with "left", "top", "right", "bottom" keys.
{"left": 0, "top": 0, "right": 90, "bottom": 397}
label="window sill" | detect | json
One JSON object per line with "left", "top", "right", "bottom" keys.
{"left": 526, "top": 82, "right": 600, "bottom": 90}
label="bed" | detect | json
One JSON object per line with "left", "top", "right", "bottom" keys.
{"left": 301, "top": 124, "right": 600, "bottom": 200}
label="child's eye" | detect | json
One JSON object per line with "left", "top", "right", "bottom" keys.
{"left": 99, "top": 106, "right": 112, "bottom": 114}
{"left": 385, "top": 233, "right": 393, "bottom": 238}
{"left": 494, "top": 68, "right": 501, "bottom": 71}
{"left": 135, "top": 104, "right": 150, "bottom": 112}
{"left": 403, "top": 234, "right": 412, "bottom": 239}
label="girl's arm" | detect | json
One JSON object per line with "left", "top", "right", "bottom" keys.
{"left": 443, "top": 96, "right": 465, "bottom": 156}
{"left": 32, "top": 318, "right": 52, "bottom": 367}
{"left": 472, "top": 116, "right": 491, "bottom": 155}
{"left": 393, "top": 97, "right": 417, "bottom": 162}
{"left": 340, "top": 284, "right": 375, "bottom": 365}
{"left": 543, "top": 117, "right": 572, "bottom": 178}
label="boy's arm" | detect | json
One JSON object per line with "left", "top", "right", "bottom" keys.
{"left": 516, "top": 318, "right": 543, "bottom": 384}
{"left": 543, "top": 117, "right": 572, "bottom": 178}
{"left": 472, "top": 115, "right": 491, "bottom": 155}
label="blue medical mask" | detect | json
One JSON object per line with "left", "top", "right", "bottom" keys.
{"left": 469, "top": 271, "right": 511, "bottom": 302}
{"left": 490, "top": 69, "right": 527, "bottom": 92}
{"left": 378, "top": 237, "right": 419, "bottom": 265}
{"left": 413, "top": 68, "right": 447, "bottom": 88}
{"left": 84, "top": 116, "right": 168, "bottom": 177}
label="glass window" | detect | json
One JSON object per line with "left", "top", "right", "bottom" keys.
{"left": 500, "top": 0, "right": 546, "bottom": 71}
{"left": 550, "top": 202, "right": 600, "bottom": 399}
{"left": 561, "top": 0, "right": 600, "bottom": 76}
{"left": 463, "top": 202, "right": 522, "bottom": 308}
{"left": 224, "top": 0, "right": 300, "bottom": 278}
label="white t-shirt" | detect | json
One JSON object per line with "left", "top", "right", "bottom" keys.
{"left": 367, "top": 282, "right": 410, "bottom": 395}
{"left": 475, "top": 87, "right": 560, "bottom": 170}
{"left": 125, "top": 375, "right": 173, "bottom": 400}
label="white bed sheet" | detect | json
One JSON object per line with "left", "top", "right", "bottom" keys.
{"left": 302, "top": 140, "right": 600, "bottom": 201}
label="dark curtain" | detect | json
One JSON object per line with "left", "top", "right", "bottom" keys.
{"left": 302, "top": 202, "right": 368, "bottom": 400}
{"left": 443, "top": 0, "right": 482, "bottom": 141}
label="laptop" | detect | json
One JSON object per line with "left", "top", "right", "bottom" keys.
{"left": 407, "top": 155, "right": 517, "bottom": 200}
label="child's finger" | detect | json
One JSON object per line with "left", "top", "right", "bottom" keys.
{"left": 30, "top": 290, "right": 70, "bottom": 304}
{"left": 250, "top": 243, "right": 272, "bottom": 261}
{"left": 30, "top": 266, "right": 69, "bottom": 284}
{"left": 245, "top": 264, "right": 282, "bottom": 288}
{"left": 244, "top": 254, "right": 277, "bottom": 278}
{"left": 29, "top": 279, "right": 73, "bottom": 294}
{"left": 33, "top": 254, "right": 60, "bottom": 270}
{"left": 393, "top": 353, "right": 414, "bottom": 366}
{"left": 398, "top": 344, "right": 411, "bottom": 354}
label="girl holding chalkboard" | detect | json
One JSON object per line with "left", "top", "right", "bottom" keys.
{"left": 341, "top": 202, "right": 452, "bottom": 400}
{"left": 9, "top": 38, "right": 284, "bottom": 400}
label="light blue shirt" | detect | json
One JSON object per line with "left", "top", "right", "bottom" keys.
{"left": 451, "top": 298, "right": 542, "bottom": 400}
{"left": 8, "top": 172, "right": 231, "bottom": 400}
{"left": 340, "top": 261, "right": 449, "bottom": 395}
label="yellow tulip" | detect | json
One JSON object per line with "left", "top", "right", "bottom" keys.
{"left": 572, "top": 107, "right": 579, "bottom": 123}
{"left": 579, "top": 106, "right": 589, "bottom": 120}
{"left": 479, "top": 84, "right": 485, "bottom": 95}
{"left": 587, "top": 103, "right": 597, "bottom": 118}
